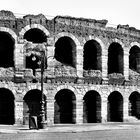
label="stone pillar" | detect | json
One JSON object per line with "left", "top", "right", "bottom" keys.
{"left": 46, "top": 46, "right": 55, "bottom": 79}
{"left": 47, "top": 45, "right": 55, "bottom": 68}
{"left": 101, "top": 97, "right": 108, "bottom": 123}
{"left": 14, "top": 43, "right": 24, "bottom": 69}
{"left": 102, "top": 51, "right": 108, "bottom": 81}
{"left": 46, "top": 98, "right": 55, "bottom": 126}
{"left": 76, "top": 96, "right": 83, "bottom": 124}
{"left": 123, "top": 97, "right": 129, "bottom": 122}
{"left": 124, "top": 50, "right": 129, "bottom": 80}
{"left": 76, "top": 46, "right": 83, "bottom": 77}
{"left": 15, "top": 101, "right": 23, "bottom": 125}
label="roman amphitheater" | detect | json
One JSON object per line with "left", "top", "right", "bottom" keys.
{"left": 0, "top": 10, "right": 140, "bottom": 126}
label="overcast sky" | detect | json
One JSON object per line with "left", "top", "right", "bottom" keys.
{"left": 1, "top": 0, "right": 140, "bottom": 29}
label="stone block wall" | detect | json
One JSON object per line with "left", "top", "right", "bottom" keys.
{"left": 0, "top": 10, "right": 140, "bottom": 125}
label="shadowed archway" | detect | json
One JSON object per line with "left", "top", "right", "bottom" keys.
{"left": 0, "top": 32, "right": 15, "bottom": 68}
{"left": 0, "top": 88, "right": 15, "bottom": 124}
{"left": 108, "top": 42, "right": 123, "bottom": 74}
{"left": 54, "top": 89, "right": 76, "bottom": 124}
{"left": 129, "top": 92, "right": 140, "bottom": 119}
{"left": 83, "top": 40, "right": 102, "bottom": 71}
{"left": 83, "top": 90, "right": 101, "bottom": 123}
{"left": 55, "top": 36, "right": 76, "bottom": 67}
{"left": 107, "top": 91, "right": 123, "bottom": 122}
{"left": 23, "top": 89, "right": 46, "bottom": 125}
{"left": 129, "top": 46, "right": 140, "bottom": 73}
{"left": 24, "top": 28, "right": 47, "bottom": 74}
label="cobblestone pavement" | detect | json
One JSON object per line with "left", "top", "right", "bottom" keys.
{"left": 0, "top": 123, "right": 140, "bottom": 140}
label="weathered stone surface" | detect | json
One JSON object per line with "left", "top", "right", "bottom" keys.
{"left": 0, "top": 11, "right": 140, "bottom": 126}
{"left": 0, "top": 10, "right": 15, "bottom": 20}
{"left": 0, "top": 67, "right": 14, "bottom": 81}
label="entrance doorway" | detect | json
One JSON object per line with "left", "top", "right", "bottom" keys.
{"left": 107, "top": 91, "right": 123, "bottom": 122}
{"left": 129, "top": 92, "right": 140, "bottom": 119}
{"left": 83, "top": 91, "right": 101, "bottom": 123}
{"left": 0, "top": 88, "right": 15, "bottom": 124}
{"left": 23, "top": 89, "right": 46, "bottom": 125}
{"left": 54, "top": 89, "right": 76, "bottom": 124}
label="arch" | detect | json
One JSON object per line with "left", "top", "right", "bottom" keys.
{"left": 83, "top": 39, "right": 102, "bottom": 70}
{"left": 55, "top": 32, "right": 81, "bottom": 47}
{"left": 129, "top": 91, "right": 140, "bottom": 119}
{"left": 54, "top": 89, "right": 76, "bottom": 124}
{"left": 107, "top": 91, "right": 123, "bottom": 122}
{"left": 109, "top": 38, "right": 125, "bottom": 49}
{"left": 23, "top": 89, "right": 46, "bottom": 126}
{"left": 108, "top": 42, "right": 124, "bottom": 74}
{"left": 0, "top": 31, "right": 15, "bottom": 67}
{"left": 0, "top": 27, "right": 17, "bottom": 43}
{"left": 56, "top": 85, "right": 77, "bottom": 98}
{"left": 130, "top": 42, "right": 140, "bottom": 51}
{"left": 19, "top": 24, "right": 50, "bottom": 38}
{"left": 54, "top": 36, "right": 76, "bottom": 67}
{"left": 86, "top": 36, "right": 106, "bottom": 55}
{"left": 23, "top": 26, "right": 48, "bottom": 75}
{"left": 0, "top": 88, "right": 15, "bottom": 124}
{"left": 23, "top": 28, "right": 47, "bottom": 43}
{"left": 83, "top": 90, "right": 101, "bottom": 123}
{"left": 129, "top": 45, "right": 140, "bottom": 73}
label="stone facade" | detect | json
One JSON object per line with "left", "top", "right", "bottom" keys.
{"left": 0, "top": 10, "right": 140, "bottom": 126}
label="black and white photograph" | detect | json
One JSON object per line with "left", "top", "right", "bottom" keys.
{"left": 0, "top": 0, "right": 140, "bottom": 139}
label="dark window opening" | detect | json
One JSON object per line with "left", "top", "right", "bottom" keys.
{"left": 55, "top": 37, "right": 76, "bottom": 67}
{"left": 83, "top": 40, "right": 102, "bottom": 70}
{"left": 24, "top": 28, "right": 47, "bottom": 73}
{"left": 54, "top": 89, "right": 76, "bottom": 124}
{"left": 0, "top": 32, "right": 14, "bottom": 68}
{"left": 83, "top": 91, "right": 101, "bottom": 123}
{"left": 108, "top": 43, "right": 123, "bottom": 74}
{"left": 129, "top": 46, "right": 140, "bottom": 73}
{"left": 107, "top": 91, "right": 123, "bottom": 122}
{"left": 129, "top": 92, "right": 140, "bottom": 119}
{"left": 0, "top": 88, "right": 15, "bottom": 124}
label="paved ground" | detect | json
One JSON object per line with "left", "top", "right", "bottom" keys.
{"left": 0, "top": 123, "right": 140, "bottom": 139}
{"left": 0, "top": 122, "right": 140, "bottom": 133}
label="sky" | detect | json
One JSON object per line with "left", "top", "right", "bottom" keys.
{"left": 0, "top": 0, "right": 140, "bottom": 29}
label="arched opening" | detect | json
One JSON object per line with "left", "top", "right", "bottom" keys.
{"left": 0, "top": 88, "right": 15, "bottom": 124}
{"left": 24, "top": 28, "right": 47, "bottom": 72}
{"left": 83, "top": 40, "right": 102, "bottom": 70}
{"left": 107, "top": 91, "right": 123, "bottom": 122}
{"left": 108, "top": 43, "right": 123, "bottom": 74}
{"left": 23, "top": 89, "right": 46, "bottom": 125}
{"left": 129, "top": 92, "right": 140, "bottom": 119}
{"left": 55, "top": 36, "right": 76, "bottom": 67}
{"left": 54, "top": 89, "right": 76, "bottom": 124}
{"left": 24, "top": 28, "right": 47, "bottom": 43}
{"left": 83, "top": 91, "right": 101, "bottom": 123}
{"left": 0, "top": 31, "right": 15, "bottom": 68}
{"left": 129, "top": 46, "right": 140, "bottom": 73}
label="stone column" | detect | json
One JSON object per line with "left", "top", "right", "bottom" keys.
{"left": 47, "top": 45, "right": 55, "bottom": 68}
{"left": 76, "top": 96, "right": 83, "bottom": 124}
{"left": 76, "top": 46, "right": 83, "bottom": 77}
{"left": 123, "top": 97, "right": 129, "bottom": 122}
{"left": 46, "top": 98, "right": 55, "bottom": 126}
{"left": 101, "top": 97, "right": 108, "bottom": 123}
{"left": 102, "top": 51, "right": 108, "bottom": 82}
{"left": 15, "top": 101, "right": 23, "bottom": 125}
{"left": 123, "top": 50, "right": 129, "bottom": 80}
{"left": 14, "top": 43, "right": 24, "bottom": 69}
